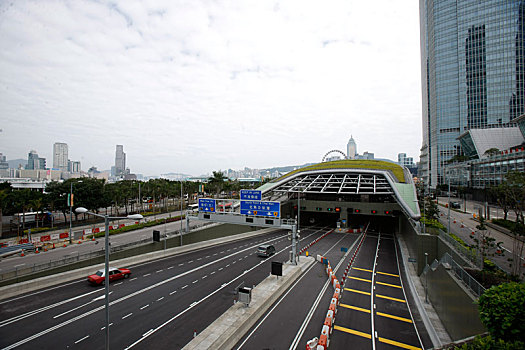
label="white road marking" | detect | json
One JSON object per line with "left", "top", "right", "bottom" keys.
{"left": 218, "top": 268, "right": 223, "bottom": 271}
{"left": 122, "top": 313, "right": 133, "bottom": 319}
{"left": 140, "top": 305, "right": 149, "bottom": 310}
{"left": 210, "top": 271, "right": 216, "bottom": 275}
{"left": 101, "top": 323, "right": 113, "bottom": 330}
{"left": 130, "top": 277, "right": 137, "bottom": 281}
{"left": 169, "top": 291, "right": 177, "bottom": 295}
{"left": 2, "top": 233, "right": 290, "bottom": 350}
{"left": 192, "top": 280, "right": 198, "bottom": 284}
{"left": 143, "top": 329, "right": 154, "bottom": 337}
{"left": 178, "top": 263, "right": 184, "bottom": 266}
{"left": 226, "top": 264, "right": 230, "bottom": 267}
{"left": 188, "top": 260, "right": 194, "bottom": 263}
{"left": 167, "top": 266, "right": 174, "bottom": 270}
{"left": 205, "top": 256, "right": 210, "bottom": 258}
{"left": 114, "top": 282, "right": 123, "bottom": 286}
{"left": 156, "top": 270, "right": 163, "bottom": 273}
{"left": 202, "top": 275, "right": 207, "bottom": 279}
{"left": 197, "top": 258, "right": 202, "bottom": 260}
{"left": 143, "top": 273, "right": 151, "bottom": 277}
{"left": 213, "top": 253, "right": 218, "bottom": 256}
{"left": 14, "top": 264, "right": 25, "bottom": 267}
{"left": 156, "top": 297, "right": 164, "bottom": 302}
{"left": 75, "top": 335, "right": 89, "bottom": 344}
{"left": 182, "top": 285, "right": 188, "bottom": 289}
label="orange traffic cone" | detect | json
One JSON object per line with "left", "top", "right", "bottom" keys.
{"left": 92, "top": 236, "right": 95, "bottom": 241}
{"left": 77, "top": 240, "right": 82, "bottom": 244}
{"left": 52, "top": 243, "right": 56, "bottom": 249}
{"left": 20, "top": 250, "right": 25, "bottom": 257}
{"left": 44, "top": 246, "right": 48, "bottom": 252}
{"left": 35, "top": 247, "right": 40, "bottom": 254}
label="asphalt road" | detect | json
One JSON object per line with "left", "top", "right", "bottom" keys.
{"left": 0, "top": 226, "right": 329, "bottom": 349}
{"left": 235, "top": 226, "right": 430, "bottom": 350}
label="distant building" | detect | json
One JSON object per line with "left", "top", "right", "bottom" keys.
{"left": 53, "top": 142, "right": 68, "bottom": 171}
{"left": 114, "top": 145, "right": 126, "bottom": 176}
{"left": 68, "top": 160, "right": 81, "bottom": 173}
{"left": 398, "top": 153, "right": 415, "bottom": 168}
{"left": 26, "top": 150, "right": 46, "bottom": 170}
{"left": 347, "top": 136, "right": 357, "bottom": 159}
{"left": 0, "top": 153, "right": 8, "bottom": 170}
{"left": 360, "top": 151, "right": 375, "bottom": 160}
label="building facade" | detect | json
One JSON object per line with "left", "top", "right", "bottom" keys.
{"left": 347, "top": 136, "right": 357, "bottom": 160}
{"left": 114, "top": 145, "right": 126, "bottom": 176}
{"left": 53, "top": 142, "right": 68, "bottom": 171}
{"left": 420, "top": 1, "right": 525, "bottom": 188}
{"left": 26, "top": 150, "right": 46, "bottom": 170}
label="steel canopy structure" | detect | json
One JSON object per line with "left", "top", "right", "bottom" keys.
{"left": 258, "top": 160, "right": 421, "bottom": 220}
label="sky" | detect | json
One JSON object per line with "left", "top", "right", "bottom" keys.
{"left": 0, "top": 0, "right": 422, "bottom": 177}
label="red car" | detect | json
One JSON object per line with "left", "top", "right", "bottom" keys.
{"left": 87, "top": 267, "right": 131, "bottom": 285}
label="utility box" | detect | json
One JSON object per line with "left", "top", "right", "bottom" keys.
{"left": 271, "top": 261, "right": 283, "bottom": 277}
{"left": 237, "top": 287, "right": 252, "bottom": 306}
{"left": 153, "top": 230, "right": 161, "bottom": 242}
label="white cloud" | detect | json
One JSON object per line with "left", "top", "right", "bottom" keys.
{"left": 0, "top": 0, "right": 421, "bottom": 176}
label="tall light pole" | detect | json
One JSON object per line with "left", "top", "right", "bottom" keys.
{"left": 447, "top": 173, "right": 451, "bottom": 235}
{"left": 69, "top": 180, "right": 82, "bottom": 244}
{"left": 180, "top": 180, "right": 183, "bottom": 246}
{"left": 75, "top": 207, "right": 143, "bottom": 350}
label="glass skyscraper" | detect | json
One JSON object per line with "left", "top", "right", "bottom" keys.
{"left": 420, "top": 0, "right": 525, "bottom": 187}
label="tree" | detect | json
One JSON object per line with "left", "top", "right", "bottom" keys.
{"left": 478, "top": 282, "right": 525, "bottom": 342}
{"left": 208, "top": 171, "right": 227, "bottom": 195}
{"left": 483, "top": 148, "right": 500, "bottom": 157}
{"left": 470, "top": 215, "right": 503, "bottom": 274}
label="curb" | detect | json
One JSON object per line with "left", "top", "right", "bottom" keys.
{"left": 0, "top": 227, "right": 278, "bottom": 302}
{"left": 183, "top": 257, "right": 315, "bottom": 350}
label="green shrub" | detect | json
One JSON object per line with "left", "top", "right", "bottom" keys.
{"left": 449, "top": 335, "right": 524, "bottom": 349}
{"left": 478, "top": 282, "right": 525, "bottom": 342}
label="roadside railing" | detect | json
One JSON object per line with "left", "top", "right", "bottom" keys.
{"left": 424, "top": 252, "right": 485, "bottom": 298}
{"left": 438, "top": 229, "right": 483, "bottom": 268}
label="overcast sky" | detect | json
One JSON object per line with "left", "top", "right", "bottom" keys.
{"left": 0, "top": 0, "right": 422, "bottom": 177}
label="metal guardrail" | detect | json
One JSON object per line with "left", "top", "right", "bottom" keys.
{"left": 438, "top": 229, "right": 483, "bottom": 268}
{"left": 424, "top": 252, "right": 485, "bottom": 298}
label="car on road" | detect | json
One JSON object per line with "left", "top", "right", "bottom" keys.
{"left": 257, "top": 244, "right": 275, "bottom": 258}
{"left": 450, "top": 201, "right": 461, "bottom": 209}
{"left": 87, "top": 267, "right": 131, "bottom": 285}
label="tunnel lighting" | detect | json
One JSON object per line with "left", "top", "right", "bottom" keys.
{"left": 371, "top": 210, "right": 377, "bottom": 214}
{"left": 335, "top": 207, "right": 341, "bottom": 213}
{"left": 384, "top": 210, "right": 391, "bottom": 215}
{"left": 354, "top": 209, "right": 360, "bottom": 213}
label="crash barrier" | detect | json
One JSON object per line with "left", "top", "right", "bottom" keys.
{"left": 0, "top": 243, "right": 35, "bottom": 255}
{"left": 299, "top": 229, "right": 334, "bottom": 255}
{"left": 311, "top": 230, "right": 368, "bottom": 350}
{"left": 311, "top": 255, "right": 343, "bottom": 350}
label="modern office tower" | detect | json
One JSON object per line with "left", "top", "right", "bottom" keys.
{"left": 25, "top": 150, "right": 46, "bottom": 170}
{"left": 53, "top": 142, "right": 68, "bottom": 171}
{"left": 347, "top": 135, "right": 357, "bottom": 159}
{"left": 420, "top": 1, "right": 525, "bottom": 187}
{"left": 115, "top": 145, "right": 126, "bottom": 176}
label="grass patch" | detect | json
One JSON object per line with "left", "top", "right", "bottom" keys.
{"left": 89, "top": 215, "right": 185, "bottom": 239}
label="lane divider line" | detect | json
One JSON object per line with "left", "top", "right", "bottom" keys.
{"left": 333, "top": 325, "right": 371, "bottom": 339}
{"left": 375, "top": 294, "right": 405, "bottom": 303}
{"left": 376, "top": 281, "right": 402, "bottom": 289}
{"left": 344, "top": 288, "right": 371, "bottom": 296}
{"left": 378, "top": 336, "right": 421, "bottom": 350}
{"left": 376, "top": 312, "right": 412, "bottom": 323}
{"left": 339, "top": 303, "right": 371, "bottom": 314}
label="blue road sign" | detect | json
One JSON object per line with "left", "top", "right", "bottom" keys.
{"left": 240, "top": 189, "right": 262, "bottom": 201}
{"left": 240, "top": 200, "right": 280, "bottom": 218}
{"left": 198, "top": 198, "right": 216, "bottom": 213}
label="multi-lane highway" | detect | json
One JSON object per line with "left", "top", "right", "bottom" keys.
{"left": 0, "top": 226, "right": 330, "bottom": 349}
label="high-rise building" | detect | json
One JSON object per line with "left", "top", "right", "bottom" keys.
{"left": 398, "top": 153, "right": 415, "bottom": 168}
{"left": 26, "top": 150, "right": 46, "bottom": 170}
{"left": 347, "top": 135, "right": 357, "bottom": 159}
{"left": 115, "top": 145, "right": 126, "bottom": 176}
{"left": 0, "top": 153, "right": 9, "bottom": 170}
{"left": 420, "top": 1, "right": 525, "bottom": 187}
{"left": 53, "top": 142, "right": 68, "bottom": 171}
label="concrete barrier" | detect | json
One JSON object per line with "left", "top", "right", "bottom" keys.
{"left": 183, "top": 257, "right": 315, "bottom": 350}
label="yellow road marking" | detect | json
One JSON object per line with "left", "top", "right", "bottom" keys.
{"left": 333, "top": 325, "right": 372, "bottom": 339}
{"left": 376, "top": 294, "right": 405, "bottom": 303}
{"left": 344, "top": 288, "right": 371, "bottom": 296}
{"left": 377, "top": 312, "right": 412, "bottom": 323}
{"left": 378, "top": 337, "right": 421, "bottom": 350}
{"left": 376, "top": 281, "right": 402, "bottom": 289}
{"left": 340, "top": 303, "right": 371, "bottom": 313}
{"left": 377, "top": 271, "right": 399, "bottom": 277}
{"left": 353, "top": 267, "right": 373, "bottom": 273}
{"left": 349, "top": 276, "right": 372, "bottom": 283}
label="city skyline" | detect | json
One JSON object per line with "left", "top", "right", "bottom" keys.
{"left": 1, "top": 1, "right": 422, "bottom": 176}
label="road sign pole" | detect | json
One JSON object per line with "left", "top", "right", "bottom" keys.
{"left": 291, "top": 223, "right": 297, "bottom": 265}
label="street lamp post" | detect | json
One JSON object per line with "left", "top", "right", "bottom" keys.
{"left": 75, "top": 207, "right": 143, "bottom": 350}
{"left": 424, "top": 252, "right": 429, "bottom": 303}
{"left": 447, "top": 175, "right": 451, "bottom": 235}
{"left": 69, "top": 180, "right": 82, "bottom": 244}
{"left": 180, "top": 180, "right": 183, "bottom": 247}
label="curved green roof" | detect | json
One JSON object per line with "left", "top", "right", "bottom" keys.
{"left": 274, "top": 159, "right": 406, "bottom": 183}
